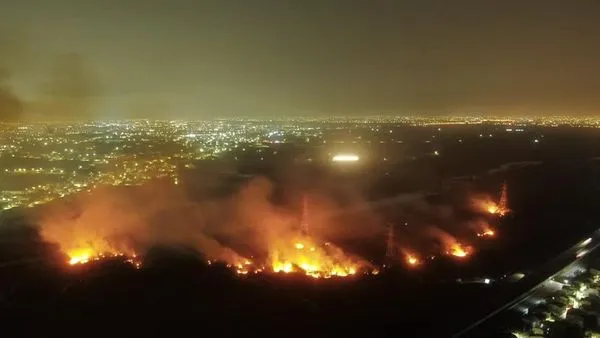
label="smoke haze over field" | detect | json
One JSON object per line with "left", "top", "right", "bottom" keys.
{"left": 32, "top": 173, "right": 504, "bottom": 269}
{"left": 34, "top": 177, "right": 387, "bottom": 264}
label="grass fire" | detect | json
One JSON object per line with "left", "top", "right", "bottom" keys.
{"left": 30, "top": 178, "right": 509, "bottom": 279}
{"left": 448, "top": 243, "right": 470, "bottom": 258}
{"left": 404, "top": 253, "right": 420, "bottom": 267}
{"left": 269, "top": 236, "right": 367, "bottom": 278}
{"left": 472, "top": 183, "right": 510, "bottom": 217}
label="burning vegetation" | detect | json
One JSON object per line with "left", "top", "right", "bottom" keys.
{"left": 472, "top": 183, "right": 510, "bottom": 217}
{"left": 477, "top": 228, "right": 496, "bottom": 238}
{"left": 448, "top": 243, "right": 471, "bottom": 258}
{"left": 404, "top": 252, "right": 421, "bottom": 267}
{"left": 469, "top": 219, "right": 497, "bottom": 238}
{"left": 33, "top": 179, "right": 378, "bottom": 279}
{"left": 428, "top": 227, "right": 474, "bottom": 259}
{"left": 474, "top": 199, "right": 509, "bottom": 217}
{"left": 33, "top": 178, "right": 510, "bottom": 278}
{"left": 39, "top": 212, "right": 142, "bottom": 269}
{"left": 270, "top": 236, "right": 366, "bottom": 278}
{"left": 68, "top": 249, "right": 141, "bottom": 269}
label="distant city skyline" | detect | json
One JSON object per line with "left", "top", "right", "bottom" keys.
{"left": 1, "top": 1, "right": 600, "bottom": 121}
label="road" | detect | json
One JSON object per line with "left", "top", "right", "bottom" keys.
{"left": 452, "top": 228, "right": 600, "bottom": 337}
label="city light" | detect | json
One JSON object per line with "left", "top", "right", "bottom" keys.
{"left": 332, "top": 154, "right": 359, "bottom": 162}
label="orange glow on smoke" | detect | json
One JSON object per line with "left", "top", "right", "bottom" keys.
{"left": 41, "top": 177, "right": 516, "bottom": 278}
{"left": 429, "top": 228, "right": 472, "bottom": 260}
{"left": 270, "top": 236, "right": 367, "bottom": 278}
{"left": 472, "top": 188, "right": 509, "bottom": 217}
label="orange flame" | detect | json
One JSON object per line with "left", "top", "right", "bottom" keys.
{"left": 68, "top": 248, "right": 93, "bottom": 265}
{"left": 485, "top": 202, "right": 508, "bottom": 216}
{"left": 472, "top": 195, "right": 508, "bottom": 217}
{"left": 428, "top": 227, "right": 472, "bottom": 260}
{"left": 477, "top": 229, "right": 496, "bottom": 238}
{"left": 487, "top": 203, "right": 499, "bottom": 215}
{"left": 66, "top": 247, "right": 141, "bottom": 268}
{"left": 229, "top": 258, "right": 258, "bottom": 275}
{"left": 270, "top": 236, "right": 366, "bottom": 278}
{"left": 405, "top": 253, "right": 420, "bottom": 267}
{"left": 472, "top": 219, "right": 496, "bottom": 238}
{"left": 448, "top": 243, "right": 470, "bottom": 258}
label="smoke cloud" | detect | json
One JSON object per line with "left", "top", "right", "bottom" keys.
{"left": 36, "top": 181, "right": 241, "bottom": 262}
{"left": 0, "top": 71, "right": 22, "bottom": 121}
{"left": 28, "top": 52, "right": 101, "bottom": 121}
{"left": 32, "top": 166, "right": 508, "bottom": 271}
{"left": 0, "top": 26, "right": 102, "bottom": 121}
{"left": 0, "top": 29, "right": 27, "bottom": 121}
{"left": 33, "top": 175, "right": 387, "bottom": 266}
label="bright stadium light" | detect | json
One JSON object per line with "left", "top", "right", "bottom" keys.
{"left": 332, "top": 154, "right": 359, "bottom": 162}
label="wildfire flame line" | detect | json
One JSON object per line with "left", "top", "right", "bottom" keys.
{"left": 448, "top": 243, "right": 470, "bottom": 258}
{"left": 67, "top": 248, "right": 141, "bottom": 269}
{"left": 270, "top": 237, "right": 365, "bottom": 278}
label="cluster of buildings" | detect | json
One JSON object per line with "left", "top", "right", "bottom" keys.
{"left": 508, "top": 267, "right": 600, "bottom": 338}
{"left": 0, "top": 120, "right": 265, "bottom": 210}
{"left": 0, "top": 115, "right": 590, "bottom": 211}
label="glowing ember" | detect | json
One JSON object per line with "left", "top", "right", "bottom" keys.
{"left": 270, "top": 236, "right": 367, "bottom": 278}
{"left": 126, "top": 254, "right": 142, "bottom": 269}
{"left": 233, "top": 259, "right": 255, "bottom": 275}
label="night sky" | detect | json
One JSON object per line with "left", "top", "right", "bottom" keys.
{"left": 1, "top": 0, "right": 600, "bottom": 120}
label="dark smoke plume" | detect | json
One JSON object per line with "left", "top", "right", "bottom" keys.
{"left": 0, "top": 26, "right": 101, "bottom": 121}
{"left": 0, "top": 71, "right": 22, "bottom": 121}
{"left": 34, "top": 52, "right": 101, "bottom": 120}
{"left": 0, "top": 29, "right": 27, "bottom": 121}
